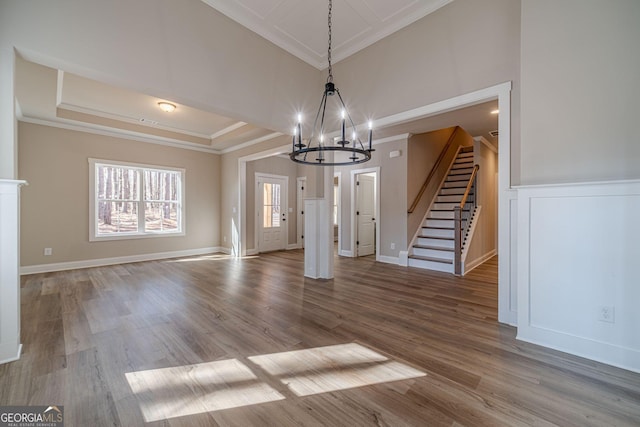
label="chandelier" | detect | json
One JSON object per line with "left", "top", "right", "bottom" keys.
{"left": 290, "top": 0, "right": 374, "bottom": 166}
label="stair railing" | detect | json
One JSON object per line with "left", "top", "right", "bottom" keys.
{"left": 408, "top": 126, "right": 459, "bottom": 214}
{"left": 454, "top": 164, "right": 479, "bottom": 275}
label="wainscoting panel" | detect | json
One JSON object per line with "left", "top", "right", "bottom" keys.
{"left": 517, "top": 180, "right": 640, "bottom": 373}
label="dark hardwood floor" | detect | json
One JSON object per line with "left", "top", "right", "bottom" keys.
{"left": 1, "top": 252, "right": 639, "bottom": 426}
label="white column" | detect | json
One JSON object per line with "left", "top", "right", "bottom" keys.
{"left": 0, "top": 47, "right": 17, "bottom": 180}
{"left": 322, "top": 164, "right": 334, "bottom": 277}
{"left": 0, "top": 180, "right": 26, "bottom": 363}
{"left": 0, "top": 46, "right": 23, "bottom": 364}
{"left": 303, "top": 164, "right": 334, "bottom": 279}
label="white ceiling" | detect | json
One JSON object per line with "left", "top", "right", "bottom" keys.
{"left": 14, "top": 0, "right": 500, "bottom": 155}
{"left": 201, "top": 0, "right": 454, "bottom": 69}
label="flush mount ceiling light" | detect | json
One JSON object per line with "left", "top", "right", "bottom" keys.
{"left": 490, "top": 109, "right": 499, "bottom": 115}
{"left": 290, "top": 0, "right": 373, "bottom": 166}
{"left": 158, "top": 101, "right": 177, "bottom": 113}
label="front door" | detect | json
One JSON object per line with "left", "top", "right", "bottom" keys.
{"left": 257, "top": 175, "right": 287, "bottom": 252}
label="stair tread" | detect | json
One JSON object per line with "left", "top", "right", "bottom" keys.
{"left": 439, "top": 190, "right": 471, "bottom": 195}
{"left": 409, "top": 254, "right": 453, "bottom": 264}
{"left": 422, "top": 226, "right": 454, "bottom": 230}
{"left": 418, "top": 235, "right": 454, "bottom": 241}
{"left": 413, "top": 244, "right": 454, "bottom": 252}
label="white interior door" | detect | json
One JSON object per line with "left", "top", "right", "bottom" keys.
{"left": 257, "top": 175, "right": 287, "bottom": 252}
{"left": 356, "top": 174, "right": 375, "bottom": 256}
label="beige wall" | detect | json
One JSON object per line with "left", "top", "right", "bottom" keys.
{"left": 521, "top": 0, "right": 640, "bottom": 184}
{"left": 219, "top": 136, "right": 291, "bottom": 255}
{"left": 465, "top": 140, "right": 498, "bottom": 268}
{"left": 332, "top": 0, "right": 521, "bottom": 185}
{"left": 18, "top": 122, "right": 220, "bottom": 266}
{"left": 245, "top": 156, "right": 298, "bottom": 250}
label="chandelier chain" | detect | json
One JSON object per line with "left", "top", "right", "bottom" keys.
{"left": 327, "top": 0, "right": 333, "bottom": 83}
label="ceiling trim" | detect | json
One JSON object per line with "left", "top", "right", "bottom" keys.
{"left": 221, "top": 131, "right": 284, "bottom": 154}
{"left": 474, "top": 136, "right": 498, "bottom": 154}
{"left": 57, "top": 102, "right": 214, "bottom": 140}
{"left": 210, "top": 121, "right": 248, "bottom": 140}
{"left": 18, "top": 115, "right": 222, "bottom": 155}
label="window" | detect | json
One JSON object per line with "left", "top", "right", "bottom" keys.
{"left": 262, "top": 182, "right": 281, "bottom": 228}
{"left": 89, "top": 159, "right": 184, "bottom": 241}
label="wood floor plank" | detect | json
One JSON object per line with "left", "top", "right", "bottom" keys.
{"left": 1, "top": 252, "right": 639, "bottom": 426}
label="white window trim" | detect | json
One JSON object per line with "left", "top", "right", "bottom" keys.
{"left": 89, "top": 158, "right": 186, "bottom": 242}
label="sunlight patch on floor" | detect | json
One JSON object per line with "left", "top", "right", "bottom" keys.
{"left": 125, "top": 359, "right": 285, "bottom": 422}
{"left": 126, "top": 343, "right": 425, "bottom": 421}
{"left": 248, "top": 343, "right": 426, "bottom": 397}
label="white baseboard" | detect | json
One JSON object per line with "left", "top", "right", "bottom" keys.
{"left": 463, "top": 249, "right": 497, "bottom": 274}
{"left": 217, "top": 246, "right": 231, "bottom": 255}
{"left": 287, "top": 243, "right": 302, "bottom": 250}
{"left": 245, "top": 248, "right": 259, "bottom": 256}
{"left": 377, "top": 255, "right": 400, "bottom": 265}
{"left": 20, "top": 247, "right": 223, "bottom": 275}
{"left": 517, "top": 328, "right": 640, "bottom": 374}
{"left": 338, "top": 249, "right": 353, "bottom": 257}
{"left": 0, "top": 344, "right": 22, "bottom": 365}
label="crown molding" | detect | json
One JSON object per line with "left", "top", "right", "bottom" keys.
{"left": 221, "top": 131, "right": 283, "bottom": 154}
{"left": 19, "top": 115, "right": 221, "bottom": 154}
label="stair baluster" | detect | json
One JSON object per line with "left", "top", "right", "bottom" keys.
{"left": 454, "top": 164, "right": 479, "bottom": 275}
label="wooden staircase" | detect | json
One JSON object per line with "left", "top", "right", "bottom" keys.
{"left": 408, "top": 146, "right": 476, "bottom": 273}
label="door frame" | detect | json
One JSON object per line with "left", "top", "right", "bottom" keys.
{"left": 350, "top": 167, "right": 380, "bottom": 261}
{"left": 334, "top": 172, "right": 341, "bottom": 253}
{"left": 296, "top": 176, "right": 306, "bottom": 249}
{"left": 255, "top": 172, "right": 288, "bottom": 253}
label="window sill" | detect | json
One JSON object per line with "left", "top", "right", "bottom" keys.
{"left": 89, "top": 231, "right": 185, "bottom": 242}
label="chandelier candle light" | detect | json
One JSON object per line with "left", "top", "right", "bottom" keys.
{"left": 290, "top": 0, "right": 374, "bottom": 166}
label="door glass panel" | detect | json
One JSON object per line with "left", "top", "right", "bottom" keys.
{"left": 263, "top": 183, "right": 281, "bottom": 228}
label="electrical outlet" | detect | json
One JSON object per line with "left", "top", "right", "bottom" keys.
{"left": 598, "top": 306, "right": 615, "bottom": 323}
{"left": 44, "top": 247, "right": 52, "bottom": 256}
{"left": 223, "top": 236, "right": 227, "bottom": 242}
{"left": 390, "top": 243, "right": 395, "bottom": 250}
